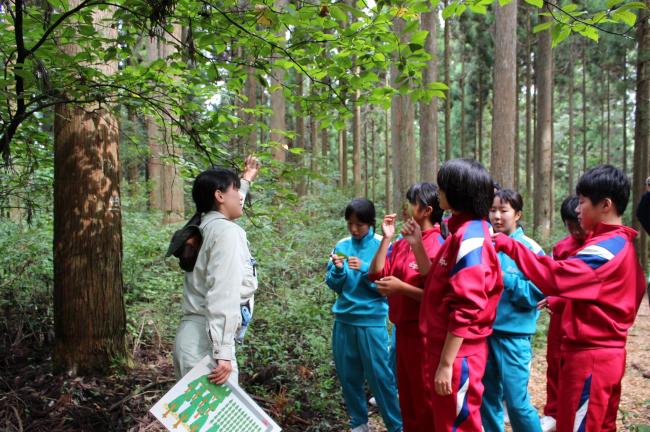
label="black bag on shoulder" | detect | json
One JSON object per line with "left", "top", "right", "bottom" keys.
{"left": 165, "top": 213, "right": 203, "bottom": 272}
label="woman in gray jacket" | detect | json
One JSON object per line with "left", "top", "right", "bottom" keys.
{"left": 174, "top": 157, "right": 259, "bottom": 384}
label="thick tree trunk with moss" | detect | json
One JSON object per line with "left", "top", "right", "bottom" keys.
{"left": 53, "top": 4, "right": 126, "bottom": 374}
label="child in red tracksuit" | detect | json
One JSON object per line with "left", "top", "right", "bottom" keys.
{"left": 493, "top": 165, "right": 646, "bottom": 432}
{"left": 540, "top": 195, "right": 587, "bottom": 432}
{"left": 369, "top": 182, "right": 445, "bottom": 432}
{"left": 411, "top": 159, "right": 504, "bottom": 431}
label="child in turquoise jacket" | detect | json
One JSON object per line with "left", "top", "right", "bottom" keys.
{"left": 326, "top": 198, "right": 402, "bottom": 432}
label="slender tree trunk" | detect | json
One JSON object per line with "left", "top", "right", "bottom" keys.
{"left": 295, "top": 76, "right": 307, "bottom": 196}
{"left": 364, "top": 114, "right": 369, "bottom": 197}
{"left": 568, "top": 45, "right": 575, "bottom": 190}
{"left": 600, "top": 70, "right": 606, "bottom": 163}
{"left": 146, "top": 37, "right": 162, "bottom": 210}
{"left": 371, "top": 116, "right": 377, "bottom": 202}
{"left": 444, "top": 1, "right": 452, "bottom": 161}
{"left": 477, "top": 79, "right": 484, "bottom": 164}
{"left": 353, "top": 86, "right": 362, "bottom": 195}
{"left": 622, "top": 50, "right": 627, "bottom": 175}
{"left": 420, "top": 8, "right": 439, "bottom": 181}
{"left": 460, "top": 56, "right": 466, "bottom": 157}
{"left": 53, "top": 3, "right": 126, "bottom": 374}
{"left": 322, "top": 128, "right": 328, "bottom": 158}
{"left": 606, "top": 69, "right": 611, "bottom": 164}
{"left": 161, "top": 26, "right": 184, "bottom": 224}
{"left": 309, "top": 110, "right": 319, "bottom": 192}
{"left": 533, "top": 12, "right": 553, "bottom": 242}
{"left": 634, "top": 0, "right": 649, "bottom": 268}
{"left": 391, "top": 17, "right": 416, "bottom": 210}
{"left": 491, "top": 0, "right": 517, "bottom": 188}
{"left": 515, "top": 51, "right": 520, "bottom": 190}
{"left": 244, "top": 67, "right": 258, "bottom": 152}
{"left": 525, "top": 14, "right": 532, "bottom": 200}
{"left": 270, "top": 0, "right": 287, "bottom": 161}
{"left": 339, "top": 126, "right": 348, "bottom": 187}
{"left": 385, "top": 108, "right": 392, "bottom": 212}
{"left": 582, "top": 42, "right": 588, "bottom": 173}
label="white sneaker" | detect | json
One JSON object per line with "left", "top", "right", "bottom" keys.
{"left": 351, "top": 424, "right": 370, "bottom": 432}
{"left": 368, "top": 397, "right": 377, "bottom": 407}
{"left": 540, "top": 416, "right": 557, "bottom": 432}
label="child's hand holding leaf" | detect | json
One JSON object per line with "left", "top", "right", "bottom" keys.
{"left": 330, "top": 252, "right": 346, "bottom": 269}
{"left": 348, "top": 256, "right": 363, "bottom": 270}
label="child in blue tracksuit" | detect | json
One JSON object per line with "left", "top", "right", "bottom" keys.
{"left": 481, "top": 189, "right": 544, "bottom": 432}
{"left": 326, "top": 198, "right": 402, "bottom": 432}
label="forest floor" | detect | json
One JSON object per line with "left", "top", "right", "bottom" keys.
{"left": 2, "top": 299, "right": 649, "bottom": 431}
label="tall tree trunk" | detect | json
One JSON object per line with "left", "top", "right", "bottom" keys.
{"left": 320, "top": 129, "right": 328, "bottom": 164}
{"left": 491, "top": 0, "right": 517, "bottom": 188}
{"left": 243, "top": 67, "right": 258, "bottom": 152}
{"left": 515, "top": 51, "right": 520, "bottom": 190}
{"left": 533, "top": 13, "right": 553, "bottom": 242}
{"left": 364, "top": 113, "right": 369, "bottom": 197}
{"left": 477, "top": 78, "right": 484, "bottom": 164}
{"left": 444, "top": 1, "right": 452, "bottom": 161}
{"left": 295, "top": 76, "right": 307, "bottom": 196}
{"left": 339, "top": 126, "right": 348, "bottom": 187}
{"left": 161, "top": 26, "right": 184, "bottom": 224}
{"left": 420, "top": 8, "right": 439, "bottom": 181}
{"left": 460, "top": 56, "right": 466, "bottom": 157}
{"left": 622, "top": 50, "right": 627, "bottom": 175}
{"left": 600, "top": 70, "right": 606, "bottom": 163}
{"left": 391, "top": 17, "right": 416, "bottom": 210}
{"left": 634, "top": 0, "right": 649, "bottom": 268}
{"left": 53, "top": 3, "right": 126, "bottom": 374}
{"left": 146, "top": 37, "right": 162, "bottom": 210}
{"left": 582, "top": 42, "right": 588, "bottom": 174}
{"left": 270, "top": 0, "right": 287, "bottom": 161}
{"left": 371, "top": 116, "right": 377, "bottom": 202}
{"left": 525, "top": 14, "right": 532, "bottom": 200}
{"left": 385, "top": 108, "right": 392, "bottom": 212}
{"left": 353, "top": 86, "right": 362, "bottom": 195}
{"left": 606, "top": 69, "right": 611, "bottom": 164}
{"left": 568, "top": 44, "right": 575, "bottom": 190}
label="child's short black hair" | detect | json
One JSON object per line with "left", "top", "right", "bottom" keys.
{"left": 437, "top": 158, "right": 494, "bottom": 218}
{"left": 192, "top": 168, "right": 241, "bottom": 213}
{"left": 560, "top": 195, "right": 580, "bottom": 223}
{"left": 494, "top": 188, "right": 523, "bottom": 213}
{"left": 406, "top": 182, "right": 444, "bottom": 224}
{"left": 575, "top": 165, "right": 630, "bottom": 215}
{"left": 344, "top": 198, "right": 376, "bottom": 228}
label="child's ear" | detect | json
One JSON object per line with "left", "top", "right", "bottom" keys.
{"left": 601, "top": 198, "right": 615, "bottom": 214}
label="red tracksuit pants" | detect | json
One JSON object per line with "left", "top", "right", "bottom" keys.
{"left": 544, "top": 311, "right": 563, "bottom": 418}
{"left": 557, "top": 348, "right": 626, "bottom": 432}
{"left": 425, "top": 340, "right": 488, "bottom": 432}
{"left": 395, "top": 323, "right": 433, "bottom": 432}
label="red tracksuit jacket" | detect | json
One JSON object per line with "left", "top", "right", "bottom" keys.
{"left": 547, "top": 235, "right": 585, "bottom": 322}
{"left": 369, "top": 226, "right": 445, "bottom": 325}
{"left": 497, "top": 223, "right": 646, "bottom": 350}
{"left": 420, "top": 213, "right": 504, "bottom": 356}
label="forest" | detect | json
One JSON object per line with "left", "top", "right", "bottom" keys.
{"left": 0, "top": 0, "right": 649, "bottom": 429}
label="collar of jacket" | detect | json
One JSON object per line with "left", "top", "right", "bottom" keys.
{"left": 589, "top": 222, "right": 637, "bottom": 240}
{"left": 201, "top": 211, "right": 230, "bottom": 226}
{"left": 351, "top": 227, "right": 376, "bottom": 247}
{"left": 447, "top": 212, "right": 478, "bottom": 234}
